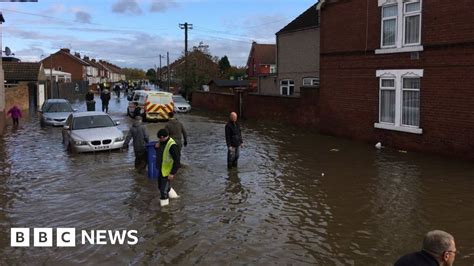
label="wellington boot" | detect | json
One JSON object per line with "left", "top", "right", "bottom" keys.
{"left": 160, "top": 199, "right": 169, "bottom": 207}
{"left": 169, "top": 188, "right": 180, "bottom": 199}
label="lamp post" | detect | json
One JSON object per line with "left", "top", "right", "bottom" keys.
{"left": 50, "top": 54, "right": 53, "bottom": 98}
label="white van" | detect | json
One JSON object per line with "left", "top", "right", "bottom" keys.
{"left": 127, "top": 90, "right": 174, "bottom": 121}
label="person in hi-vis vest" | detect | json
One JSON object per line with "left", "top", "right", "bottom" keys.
{"left": 155, "top": 128, "right": 181, "bottom": 207}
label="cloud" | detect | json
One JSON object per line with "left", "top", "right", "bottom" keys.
{"left": 112, "top": 0, "right": 142, "bottom": 15}
{"left": 74, "top": 11, "right": 92, "bottom": 24}
{"left": 149, "top": 0, "right": 179, "bottom": 13}
{"left": 6, "top": 27, "right": 56, "bottom": 40}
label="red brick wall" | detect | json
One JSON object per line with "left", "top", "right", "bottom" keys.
{"left": 192, "top": 91, "right": 237, "bottom": 114}
{"left": 192, "top": 87, "right": 320, "bottom": 129}
{"left": 5, "top": 84, "right": 30, "bottom": 111}
{"left": 320, "top": 0, "right": 474, "bottom": 159}
{"left": 43, "top": 53, "right": 85, "bottom": 82}
{"left": 244, "top": 87, "right": 319, "bottom": 128}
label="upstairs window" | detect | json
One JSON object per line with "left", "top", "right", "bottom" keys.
{"left": 376, "top": 0, "right": 423, "bottom": 54}
{"left": 403, "top": 2, "right": 421, "bottom": 45}
{"left": 382, "top": 5, "right": 397, "bottom": 47}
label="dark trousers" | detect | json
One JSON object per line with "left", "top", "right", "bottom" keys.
{"left": 12, "top": 118, "right": 19, "bottom": 126}
{"left": 134, "top": 150, "right": 147, "bottom": 172}
{"left": 158, "top": 174, "right": 171, "bottom": 200}
{"left": 102, "top": 102, "right": 109, "bottom": 113}
{"left": 227, "top": 146, "right": 240, "bottom": 168}
{"left": 86, "top": 101, "right": 95, "bottom": 111}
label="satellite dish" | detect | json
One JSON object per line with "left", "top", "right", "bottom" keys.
{"left": 5, "top": 46, "right": 11, "bottom": 56}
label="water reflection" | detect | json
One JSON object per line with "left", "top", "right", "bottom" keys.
{"left": 0, "top": 99, "right": 473, "bottom": 264}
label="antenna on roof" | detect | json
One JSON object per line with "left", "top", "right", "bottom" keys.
{"left": 5, "top": 46, "right": 11, "bottom": 56}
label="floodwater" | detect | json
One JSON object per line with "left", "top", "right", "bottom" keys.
{"left": 0, "top": 95, "right": 473, "bottom": 265}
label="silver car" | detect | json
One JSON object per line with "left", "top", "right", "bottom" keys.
{"left": 172, "top": 95, "right": 191, "bottom": 113}
{"left": 39, "top": 99, "right": 76, "bottom": 127}
{"left": 62, "top": 112, "right": 125, "bottom": 153}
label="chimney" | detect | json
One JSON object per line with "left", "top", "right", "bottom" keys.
{"left": 74, "top": 52, "right": 81, "bottom": 58}
{"left": 60, "top": 48, "right": 70, "bottom": 53}
{"left": 83, "top": 56, "right": 89, "bottom": 61}
{"left": 91, "top": 59, "right": 96, "bottom": 62}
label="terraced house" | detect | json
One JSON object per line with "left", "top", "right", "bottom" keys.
{"left": 317, "top": 0, "right": 474, "bottom": 159}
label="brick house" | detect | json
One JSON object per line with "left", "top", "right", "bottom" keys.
{"left": 246, "top": 42, "right": 276, "bottom": 89}
{"left": 275, "top": 3, "right": 320, "bottom": 96}
{"left": 41, "top": 48, "right": 90, "bottom": 82}
{"left": 3, "top": 61, "right": 46, "bottom": 111}
{"left": 317, "top": 0, "right": 474, "bottom": 159}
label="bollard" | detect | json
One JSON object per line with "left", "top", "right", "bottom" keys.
{"left": 146, "top": 141, "right": 158, "bottom": 179}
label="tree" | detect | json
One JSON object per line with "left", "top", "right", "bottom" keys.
{"left": 218, "top": 56, "right": 231, "bottom": 74}
{"left": 121, "top": 68, "right": 146, "bottom": 80}
{"left": 146, "top": 68, "right": 157, "bottom": 83}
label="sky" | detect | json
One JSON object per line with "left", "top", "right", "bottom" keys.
{"left": 0, "top": 0, "right": 316, "bottom": 70}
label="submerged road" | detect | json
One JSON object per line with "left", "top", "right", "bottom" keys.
{"left": 0, "top": 95, "right": 473, "bottom": 265}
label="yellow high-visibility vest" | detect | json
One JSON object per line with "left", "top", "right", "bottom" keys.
{"left": 161, "top": 138, "right": 176, "bottom": 177}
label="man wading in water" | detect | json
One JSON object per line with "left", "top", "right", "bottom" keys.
{"left": 225, "top": 112, "right": 243, "bottom": 169}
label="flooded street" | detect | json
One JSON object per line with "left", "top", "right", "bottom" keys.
{"left": 1, "top": 95, "right": 473, "bottom": 265}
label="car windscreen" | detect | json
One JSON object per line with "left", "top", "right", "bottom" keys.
{"left": 72, "top": 115, "right": 115, "bottom": 130}
{"left": 173, "top": 96, "right": 187, "bottom": 103}
{"left": 148, "top": 94, "right": 172, "bottom": 104}
{"left": 43, "top": 102, "right": 73, "bottom": 113}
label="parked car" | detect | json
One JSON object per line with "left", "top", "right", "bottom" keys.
{"left": 39, "top": 99, "right": 76, "bottom": 127}
{"left": 62, "top": 111, "right": 125, "bottom": 153}
{"left": 172, "top": 95, "right": 191, "bottom": 113}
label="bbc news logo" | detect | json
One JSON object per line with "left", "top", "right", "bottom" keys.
{"left": 11, "top": 228, "right": 138, "bottom": 247}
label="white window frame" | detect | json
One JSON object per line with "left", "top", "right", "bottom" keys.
{"left": 302, "top": 77, "right": 320, "bottom": 86}
{"left": 375, "top": 69, "right": 423, "bottom": 134}
{"left": 402, "top": 1, "right": 422, "bottom": 46}
{"left": 376, "top": 0, "right": 423, "bottom": 54}
{"left": 381, "top": 4, "right": 398, "bottom": 48}
{"left": 280, "top": 79, "right": 294, "bottom": 96}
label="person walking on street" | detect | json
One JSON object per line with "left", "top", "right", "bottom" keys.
{"left": 394, "top": 230, "right": 457, "bottom": 266}
{"left": 165, "top": 112, "right": 188, "bottom": 155}
{"left": 154, "top": 128, "right": 181, "bottom": 207}
{"left": 123, "top": 116, "right": 149, "bottom": 173}
{"left": 85, "top": 90, "right": 95, "bottom": 111}
{"left": 100, "top": 89, "right": 111, "bottom": 113}
{"left": 7, "top": 105, "right": 22, "bottom": 127}
{"left": 225, "top": 112, "right": 243, "bottom": 169}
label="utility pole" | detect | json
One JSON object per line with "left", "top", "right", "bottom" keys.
{"left": 159, "top": 54, "right": 165, "bottom": 88}
{"left": 167, "top": 51, "right": 170, "bottom": 92}
{"left": 179, "top": 22, "right": 192, "bottom": 98}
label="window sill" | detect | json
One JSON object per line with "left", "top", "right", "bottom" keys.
{"left": 374, "top": 123, "right": 423, "bottom": 134}
{"left": 375, "top": 45, "right": 423, "bottom": 55}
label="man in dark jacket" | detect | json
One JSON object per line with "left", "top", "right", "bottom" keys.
{"left": 85, "top": 90, "right": 95, "bottom": 111}
{"left": 225, "top": 112, "right": 243, "bottom": 169}
{"left": 165, "top": 112, "right": 188, "bottom": 155}
{"left": 394, "top": 230, "right": 457, "bottom": 266}
{"left": 100, "top": 89, "right": 111, "bottom": 113}
{"left": 154, "top": 128, "right": 181, "bottom": 207}
{"left": 123, "top": 116, "right": 149, "bottom": 172}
